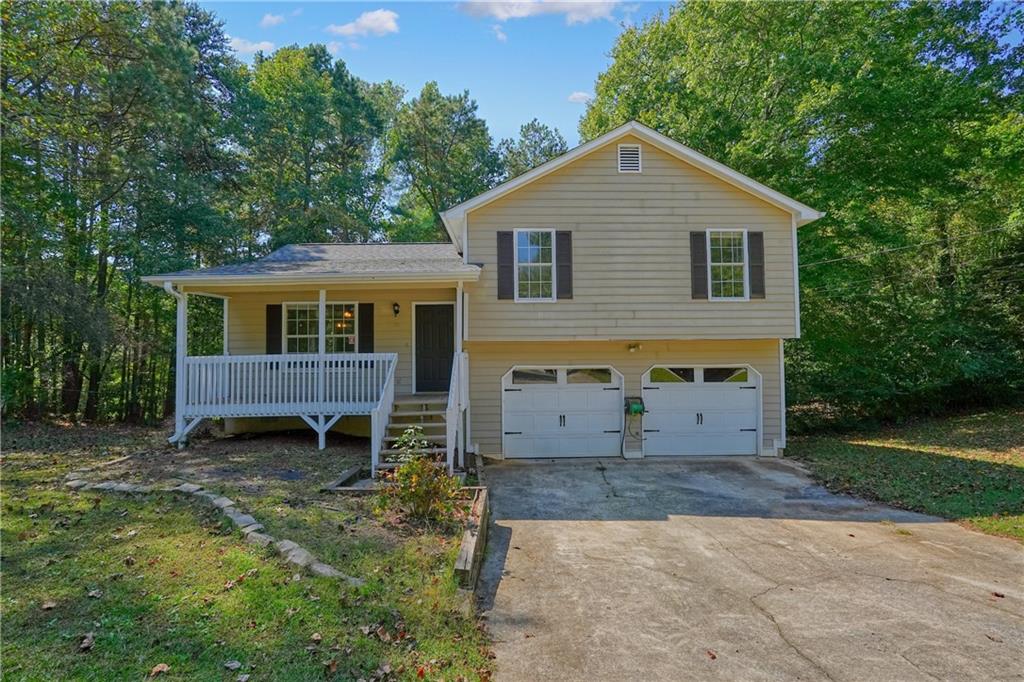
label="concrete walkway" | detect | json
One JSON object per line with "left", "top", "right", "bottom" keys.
{"left": 477, "top": 458, "right": 1024, "bottom": 681}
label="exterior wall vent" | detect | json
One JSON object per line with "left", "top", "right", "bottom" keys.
{"left": 617, "top": 144, "right": 641, "bottom": 173}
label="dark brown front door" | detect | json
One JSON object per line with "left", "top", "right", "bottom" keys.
{"left": 415, "top": 304, "right": 454, "bottom": 392}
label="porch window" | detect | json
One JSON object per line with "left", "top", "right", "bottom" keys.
{"left": 284, "top": 303, "right": 357, "bottom": 353}
{"left": 515, "top": 229, "right": 555, "bottom": 301}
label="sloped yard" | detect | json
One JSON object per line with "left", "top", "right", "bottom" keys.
{"left": 787, "top": 407, "right": 1024, "bottom": 540}
{"left": 0, "top": 423, "right": 492, "bottom": 680}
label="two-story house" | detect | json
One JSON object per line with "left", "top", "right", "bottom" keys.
{"left": 144, "top": 121, "right": 823, "bottom": 473}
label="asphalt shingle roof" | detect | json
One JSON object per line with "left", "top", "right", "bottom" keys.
{"left": 145, "top": 243, "right": 479, "bottom": 282}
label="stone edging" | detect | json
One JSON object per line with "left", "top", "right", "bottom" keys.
{"left": 64, "top": 473, "right": 364, "bottom": 587}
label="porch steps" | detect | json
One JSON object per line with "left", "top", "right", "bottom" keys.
{"left": 379, "top": 393, "right": 451, "bottom": 463}
{"left": 381, "top": 447, "right": 447, "bottom": 457}
{"left": 383, "top": 433, "right": 446, "bottom": 444}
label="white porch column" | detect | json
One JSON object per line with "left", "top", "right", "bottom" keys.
{"left": 317, "top": 289, "right": 326, "bottom": 449}
{"left": 166, "top": 283, "right": 187, "bottom": 446}
{"left": 455, "top": 281, "right": 464, "bottom": 354}
{"left": 222, "top": 298, "right": 229, "bottom": 355}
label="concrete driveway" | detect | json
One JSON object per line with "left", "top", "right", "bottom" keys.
{"left": 477, "top": 458, "right": 1024, "bottom": 681}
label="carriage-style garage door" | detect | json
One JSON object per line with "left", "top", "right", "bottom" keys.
{"left": 502, "top": 366, "right": 624, "bottom": 458}
{"left": 641, "top": 366, "right": 760, "bottom": 456}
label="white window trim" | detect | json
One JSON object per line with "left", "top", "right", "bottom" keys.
{"left": 706, "top": 228, "right": 750, "bottom": 302}
{"left": 617, "top": 143, "right": 642, "bottom": 173}
{"left": 282, "top": 301, "right": 358, "bottom": 354}
{"left": 513, "top": 227, "right": 557, "bottom": 303}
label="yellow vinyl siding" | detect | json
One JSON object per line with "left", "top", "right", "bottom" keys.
{"left": 464, "top": 134, "right": 797, "bottom": 340}
{"left": 465, "top": 339, "right": 782, "bottom": 456}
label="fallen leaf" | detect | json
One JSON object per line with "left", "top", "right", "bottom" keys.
{"left": 42, "top": 600, "right": 57, "bottom": 610}
{"left": 324, "top": 659, "right": 338, "bottom": 674}
{"left": 149, "top": 662, "right": 170, "bottom": 677}
{"left": 87, "top": 589, "right": 102, "bottom": 599}
{"left": 124, "top": 556, "right": 136, "bottom": 567}
{"left": 310, "top": 632, "right": 322, "bottom": 643}
{"left": 986, "top": 634, "right": 1004, "bottom": 643}
{"left": 237, "top": 675, "right": 250, "bottom": 682}
{"left": 418, "top": 666, "right": 426, "bottom": 678}
{"left": 992, "top": 592, "right": 1006, "bottom": 599}
{"left": 79, "top": 632, "right": 95, "bottom": 652}
{"left": 706, "top": 649, "right": 717, "bottom": 661}
{"left": 224, "top": 660, "right": 242, "bottom": 671}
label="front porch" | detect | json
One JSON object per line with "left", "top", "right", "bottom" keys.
{"left": 162, "top": 286, "right": 471, "bottom": 475}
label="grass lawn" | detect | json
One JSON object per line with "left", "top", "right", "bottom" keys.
{"left": 1, "top": 422, "right": 492, "bottom": 680}
{"left": 787, "top": 407, "right": 1024, "bottom": 541}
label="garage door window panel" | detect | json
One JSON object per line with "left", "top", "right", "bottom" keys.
{"left": 567, "top": 368, "right": 613, "bottom": 384}
{"left": 512, "top": 368, "right": 558, "bottom": 384}
{"left": 708, "top": 230, "right": 748, "bottom": 300}
{"left": 649, "top": 367, "right": 695, "bottom": 383}
{"left": 515, "top": 230, "right": 555, "bottom": 301}
{"left": 704, "top": 367, "right": 749, "bottom": 383}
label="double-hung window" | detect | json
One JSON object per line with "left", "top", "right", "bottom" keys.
{"left": 284, "top": 303, "right": 357, "bottom": 353}
{"left": 708, "top": 230, "right": 748, "bottom": 300}
{"left": 515, "top": 229, "right": 555, "bottom": 301}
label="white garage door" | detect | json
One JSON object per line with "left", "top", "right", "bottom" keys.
{"left": 502, "top": 366, "right": 624, "bottom": 458}
{"left": 642, "top": 366, "right": 759, "bottom": 456}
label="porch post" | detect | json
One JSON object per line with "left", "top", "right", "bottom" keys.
{"left": 222, "top": 297, "right": 229, "bottom": 355}
{"left": 166, "top": 283, "right": 187, "bottom": 447}
{"left": 455, "top": 282, "right": 466, "bottom": 465}
{"left": 317, "top": 289, "right": 326, "bottom": 449}
{"left": 455, "top": 282, "right": 464, "bottom": 355}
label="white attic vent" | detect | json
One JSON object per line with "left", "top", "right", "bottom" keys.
{"left": 618, "top": 144, "right": 641, "bottom": 173}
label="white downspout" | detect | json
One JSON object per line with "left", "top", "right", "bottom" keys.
{"left": 164, "top": 282, "right": 187, "bottom": 446}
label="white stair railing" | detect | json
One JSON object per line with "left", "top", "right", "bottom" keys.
{"left": 444, "top": 351, "right": 469, "bottom": 474}
{"left": 370, "top": 357, "right": 398, "bottom": 477}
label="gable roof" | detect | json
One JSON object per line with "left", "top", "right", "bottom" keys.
{"left": 441, "top": 121, "right": 824, "bottom": 250}
{"left": 142, "top": 243, "right": 480, "bottom": 288}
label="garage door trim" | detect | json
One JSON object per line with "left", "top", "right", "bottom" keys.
{"left": 640, "top": 364, "right": 763, "bottom": 457}
{"left": 501, "top": 365, "right": 625, "bottom": 459}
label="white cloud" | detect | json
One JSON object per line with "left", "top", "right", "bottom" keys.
{"left": 260, "top": 13, "right": 285, "bottom": 28}
{"left": 327, "top": 9, "right": 399, "bottom": 37}
{"left": 460, "top": 1, "right": 619, "bottom": 25}
{"left": 326, "top": 40, "right": 361, "bottom": 55}
{"left": 567, "top": 91, "right": 592, "bottom": 103}
{"left": 228, "top": 36, "right": 275, "bottom": 54}
{"left": 491, "top": 24, "right": 508, "bottom": 42}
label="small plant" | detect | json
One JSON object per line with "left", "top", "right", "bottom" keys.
{"left": 377, "top": 425, "right": 461, "bottom": 524}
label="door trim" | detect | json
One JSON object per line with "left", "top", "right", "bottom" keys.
{"left": 640, "top": 363, "right": 763, "bottom": 457}
{"left": 411, "top": 301, "right": 456, "bottom": 394}
{"left": 500, "top": 364, "right": 625, "bottom": 458}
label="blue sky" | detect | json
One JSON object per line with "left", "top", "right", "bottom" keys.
{"left": 201, "top": 1, "right": 672, "bottom": 145}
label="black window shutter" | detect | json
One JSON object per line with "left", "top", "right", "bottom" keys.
{"left": 497, "top": 231, "right": 514, "bottom": 299}
{"left": 556, "top": 231, "right": 573, "bottom": 299}
{"left": 748, "top": 231, "right": 765, "bottom": 299}
{"left": 690, "top": 231, "right": 708, "bottom": 299}
{"left": 266, "top": 304, "right": 282, "bottom": 354}
{"left": 358, "top": 303, "right": 374, "bottom": 352}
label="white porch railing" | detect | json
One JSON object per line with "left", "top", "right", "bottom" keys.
{"left": 370, "top": 357, "right": 398, "bottom": 476}
{"left": 181, "top": 353, "right": 398, "bottom": 419}
{"left": 445, "top": 351, "right": 469, "bottom": 473}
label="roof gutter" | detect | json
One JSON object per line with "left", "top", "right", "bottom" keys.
{"left": 143, "top": 269, "right": 482, "bottom": 289}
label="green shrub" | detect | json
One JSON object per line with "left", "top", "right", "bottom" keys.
{"left": 377, "top": 426, "right": 461, "bottom": 524}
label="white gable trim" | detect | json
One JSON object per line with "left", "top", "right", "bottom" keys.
{"left": 441, "top": 121, "right": 825, "bottom": 251}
